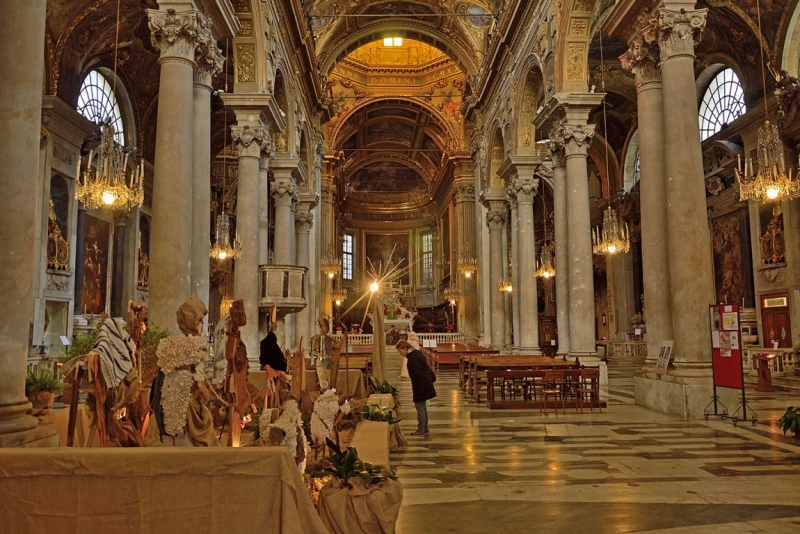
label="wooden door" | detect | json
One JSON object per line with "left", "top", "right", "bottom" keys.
{"left": 539, "top": 317, "right": 557, "bottom": 356}
{"left": 761, "top": 293, "right": 792, "bottom": 348}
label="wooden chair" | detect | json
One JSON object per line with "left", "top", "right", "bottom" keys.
{"left": 563, "top": 369, "right": 584, "bottom": 412}
{"left": 575, "top": 367, "right": 601, "bottom": 412}
{"left": 542, "top": 369, "right": 566, "bottom": 415}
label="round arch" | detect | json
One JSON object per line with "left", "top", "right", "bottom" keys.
{"left": 319, "top": 23, "right": 478, "bottom": 77}
{"left": 514, "top": 56, "right": 546, "bottom": 155}
{"left": 781, "top": 0, "right": 800, "bottom": 76}
{"left": 487, "top": 125, "right": 505, "bottom": 189}
{"left": 555, "top": 0, "right": 594, "bottom": 93}
{"left": 329, "top": 97, "right": 459, "bottom": 151}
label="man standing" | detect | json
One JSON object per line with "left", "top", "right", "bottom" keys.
{"left": 395, "top": 340, "right": 436, "bottom": 436}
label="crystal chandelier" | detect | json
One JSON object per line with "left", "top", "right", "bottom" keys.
{"left": 321, "top": 247, "right": 342, "bottom": 279}
{"left": 443, "top": 285, "right": 461, "bottom": 305}
{"left": 330, "top": 282, "right": 348, "bottom": 306}
{"left": 76, "top": 123, "right": 144, "bottom": 211}
{"left": 736, "top": 0, "right": 799, "bottom": 203}
{"left": 458, "top": 245, "right": 478, "bottom": 278}
{"left": 210, "top": 210, "right": 241, "bottom": 260}
{"left": 75, "top": 0, "right": 143, "bottom": 212}
{"left": 534, "top": 241, "right": 556, "bottom": 278}
{"left": 592, "top": 206, "right": 630, "bottom": 255}
{"left": 736, "top": 121, "right": 799, "bottom": 202}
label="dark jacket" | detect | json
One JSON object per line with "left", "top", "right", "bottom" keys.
{"left": 406, "top": 348, "right": 436, "bottom": 403}
{"left": 259, "top": 331, "right": 287, "bottom": 372}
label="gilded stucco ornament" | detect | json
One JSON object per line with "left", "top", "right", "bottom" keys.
{"left": 147, "top": 9, "right": 200, "bottom": 62}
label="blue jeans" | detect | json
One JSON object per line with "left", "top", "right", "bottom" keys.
{"left": 414, "top": 401, "right": 429, "bottom": 433}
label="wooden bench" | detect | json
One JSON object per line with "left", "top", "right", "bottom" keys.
{"left": 486, "top": 367, "right": 605, "bottom": 411}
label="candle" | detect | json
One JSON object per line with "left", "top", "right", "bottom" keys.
{"left": 87, "top": 150, "right": 93, "bottom": 169}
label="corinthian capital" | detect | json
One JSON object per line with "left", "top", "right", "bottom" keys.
{"left": 619, "top": 34, "right": 661, "bottom": 88}
{"left": 486, "top": 210, "right": 507, "bottom": 230}
{"left": 508, "top": 174, "right": 539, "bottom": 203}
{"left": 656, "top": 8, "right": 707, "bottom": 61}
{"left": 271, "top": 181, "right": 299, "bottom": 205}
{"left": 147, "top": 8, "right": 200, "bottom": 63}
{"left": 547, "top": 122, "right": 566, "bottom": 167}
{"left": 194, "top": 14, "right": 225, "bottom": 86}
{"left": 295, "top": 211, "right": 314, "bottom": 232}
{"left": 321, "top": 184, "right": 336, "bottom": 203}
{"left": 231, "top": 126, "right": 272, "bottom": 159}
{"left": 561, "top": 123, "right": 595, "bottom": 156}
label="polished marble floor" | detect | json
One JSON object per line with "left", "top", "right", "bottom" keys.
{"left": 388, "top": 353, "right": 800, "bottom": 533}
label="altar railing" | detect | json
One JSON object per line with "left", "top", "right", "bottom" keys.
{"left": 331, "top": 332, "right": 466, "bottom": 345}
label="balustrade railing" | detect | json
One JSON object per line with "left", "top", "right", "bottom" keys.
{"left": 331, "top": 332, "right": 466, "bottom": 346}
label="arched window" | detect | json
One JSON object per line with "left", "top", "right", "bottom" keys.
{"left": 76, "top": 70, "right": 125, "bottom": 144}
{"left": 699, "top": 68, "right": 746, "bottom": 141}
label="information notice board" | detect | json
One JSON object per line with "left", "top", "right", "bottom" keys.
{"left": 709, "top": 304, "right": 744, "bottom": 389}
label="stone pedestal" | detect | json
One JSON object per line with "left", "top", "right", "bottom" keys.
{"left": 147, "top": 7, "right": 200, "bottom": 332}
{"left": 0, "top": 0, "right": 57, "bottom": 447}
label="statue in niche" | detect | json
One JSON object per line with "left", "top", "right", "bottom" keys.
{"left": 760, "top": 204, "right": 785, "bottom": 265}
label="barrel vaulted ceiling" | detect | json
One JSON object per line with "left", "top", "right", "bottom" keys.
{"left": 306, "top": 1, "right": 494, "bottom": 214}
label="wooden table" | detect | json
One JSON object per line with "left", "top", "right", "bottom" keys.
{"left": 468, "top": 355, "right": 575, "bottom": 401}
{"left": 427, "top": 343, "right": 499, "bottom": 371}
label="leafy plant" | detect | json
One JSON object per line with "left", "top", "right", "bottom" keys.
{"left": 25, "top": 369, "right": 64, "bottom": 396}
{"left": 139, "top": 323, "right": 171, "bottom": 385}
{"left": 361, "top": 403, "right": 402, "bottom": 424}
{"left": 369, "top": 376, "right": 398, "bottom": 395}
{"left": 777, "top": 406, "right": 800, "bottom": 435}
{"left": 58, "top": 322, "right": 102, "bottom": 364}
{"left": 311, "top": 437, "right": 397, "bottom": 487}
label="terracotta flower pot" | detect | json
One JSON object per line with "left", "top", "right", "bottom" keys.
{"left": 27, "top": 391, "right": 55, "bottom": 416}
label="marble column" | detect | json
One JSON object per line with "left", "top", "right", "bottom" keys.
{"left": 621, "top": 32, "right": 674, "bottom": 367}
{"left": 191, "top": 17, "right": 224, "bottom": 326}
{"left": 271, "top": 177, "right": 299, "bottom": 347}
{"left": 258, "top": 154, "right": 271, "bottom": 340}
{"left": 485, "top": 201, "right": 507, "bottom": 350}
{"left": 295, "top": 194, "right": 316, "bottom": 347}
{"left": 510, "top": 173, "right": 542, "bottom": 353}
{"left": 508, "top": 192, "right": 520, "bottom": 352}
{"left": 549, "top": 139, "right": 571, "bottom": 356}
{"left": 561, "top": 123, "right": 597, "bottom": 359}
{"left": 657, "top": 5, "right": 714, "bottom": 376}
{"left": 231, "top": 125, "right": 273, "bottom": 364}
{"left": 453, "top": 181, "right": 480, "bottom": 342}
{"left": 147, "top": 7, "right": 200, "bottom": 332}
{"left": 320, "top": 182, "right": 336, "bottom": 317}
{"left": 0, "top": 0, "right": 57, "bottom": 447}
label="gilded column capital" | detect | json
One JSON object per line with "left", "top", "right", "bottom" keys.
{"left": 194, "top": 13, "right": 225, "bottom": 87}
{"left": 295, "top": 210, "right": 314, "bottom": 232}
{"left": 231, "top": 125, "right": 272, "bottom": 159}
{"left": 271, "top": 181, "right": 299, "bottom": 205}
{"left": 147, "top": 8, "right": 200, "bottom": 64}
{"left": 453, "top": 183, "right": 476, "bottom": 203}
{"left": 486, "top": 210, "right": 507, "bottom": 230}
{"left": 656, "top": 8, "right": 707, "bottom": 61}
{"left": 561, "top": 123, "right": 595, "bottom": 157}
{"left": 508, "top": 174, "right": 539, "bottom": 204}
{"left": 619, "top": 34, "right": 661, "bottom": 88}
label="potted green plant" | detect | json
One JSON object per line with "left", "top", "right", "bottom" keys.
{"left": 313, "top": 438, "right": 402, "bottom": 534}
{"left": 777, "top": 406, "right": 800, "bottom": 438}
{"left": 26, "top": 369, "right": 64, "bottom": 416}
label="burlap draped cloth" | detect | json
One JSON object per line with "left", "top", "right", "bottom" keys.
{"left": 318, "top": 477, "right": 403, "bottom": 534}
{"left": 176, "top": 295, "right": 208, "bottom": 336}
{"left": 388, "top": 424, "right": 407, "bottom": 452}
{"left": 0, "top": 447, "right": 330, "bottom": 534}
